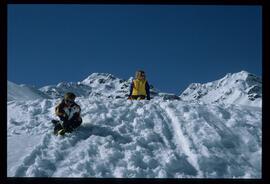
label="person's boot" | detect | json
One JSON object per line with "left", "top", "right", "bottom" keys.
{"left": 58, "top": 129, "right": 66, "bottom": 136}
{"left": 53, "top": 122, "right": 63, "bottom": 135}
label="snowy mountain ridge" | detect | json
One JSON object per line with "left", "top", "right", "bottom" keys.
{"left": 7, "top": 81, "right": 51, "bottom": 101}
{"left": 7, "top": 70, "right": 262, "bottom": 178}
{"left": 39, "top": 73, "right": 134, "bottom": 99}
{"left": 180, "top": 70, "right": 262, "bottom": 107}
{"left": 38, "top": 72, "right": 177, "bottom": 100}
{"left": 9, "top": 70, "right": 262, "bottom": 107}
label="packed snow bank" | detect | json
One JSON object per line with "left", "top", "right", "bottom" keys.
{"left": 7, "top": 97, "right": 261, "bottom": 178}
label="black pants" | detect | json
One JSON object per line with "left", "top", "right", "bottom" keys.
{"left": 54, "top": 118, "right": 82, "bottom": 133}
{"left": 63, "top": 118, "right": 82, "bottom": 132}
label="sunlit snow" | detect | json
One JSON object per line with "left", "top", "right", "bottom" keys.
{"left": 7, "top": 71, "right": 262, "bottom": 178}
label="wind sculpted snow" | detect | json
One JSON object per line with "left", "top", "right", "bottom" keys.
{"left": 7, "top": 97, "right": 261, "bottom": 178}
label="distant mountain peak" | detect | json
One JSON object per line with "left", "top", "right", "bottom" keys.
{"left": 180, "top": 71, "right": 261, "bottom": 107}
{"left": 37, "top": 73, "right": 131, "bottom": 99}
{"left": 81, "top": 73, "right": 118, "bottom": 85}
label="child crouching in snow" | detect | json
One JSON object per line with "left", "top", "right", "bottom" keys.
{"left": 52, "top": 92, "right": 82, "bottom": 135}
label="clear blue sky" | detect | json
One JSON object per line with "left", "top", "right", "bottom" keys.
{"left": 8, "top": 4, "right": 262, "bottom": 94}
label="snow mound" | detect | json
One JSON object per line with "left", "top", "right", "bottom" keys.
{"left": 8, "top": 97, "right": 261, "bottom": 178}
{"left": 180, "top": 71, "right": 262, "bottom": 107}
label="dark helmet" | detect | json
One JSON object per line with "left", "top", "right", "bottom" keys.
{"left": 64, "top": 92, "right": 76, "bottom": 101}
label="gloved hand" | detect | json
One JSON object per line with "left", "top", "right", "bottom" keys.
{"left": 59, "top": 114, "right": 68, "bottom": 121}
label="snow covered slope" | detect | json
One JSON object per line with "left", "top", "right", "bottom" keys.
{"left": 8, "top": 97, "right": 261, "bottom": 178}
{"left": 8, "top": 81, "right": 50, "bottom": 101}
{"left": 7, "top": 71, "right": 262, "bottom": 178}
{"left": 180, "top": 71, "right": 262, "bottom": 107}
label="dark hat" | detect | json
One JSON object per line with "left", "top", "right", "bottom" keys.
{"left": 64, "top": 92, "right": 76, "bottom": 100}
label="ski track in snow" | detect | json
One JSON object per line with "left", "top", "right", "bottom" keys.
{"left": 159, "top": 102, "right": 203, "bottom": 177}
{"left": 7, "top": 98, "right": 261, "bottom": 178}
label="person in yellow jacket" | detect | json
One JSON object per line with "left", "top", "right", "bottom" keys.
{"left": 128, "top": 70, "right": 150, "bottom": 100}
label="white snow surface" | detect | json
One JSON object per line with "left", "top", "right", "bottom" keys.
{"left": 7, "top": 98, "right": 261, "bottom": 178}
{"left": 8, "top": 81, "right": 49, "bottom": 101}
{"left": 180, "top": 71, "right": 262, "bottom": 107}
{"left": 7, "top": 71, "right": 262, "bottom": 178}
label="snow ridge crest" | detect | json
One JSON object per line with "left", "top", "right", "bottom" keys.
{"left": 180, "top": 71, "right": 262, "bottom": 107}
{"left": 8, "top": 70, "right": 262, "bottom": 107}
